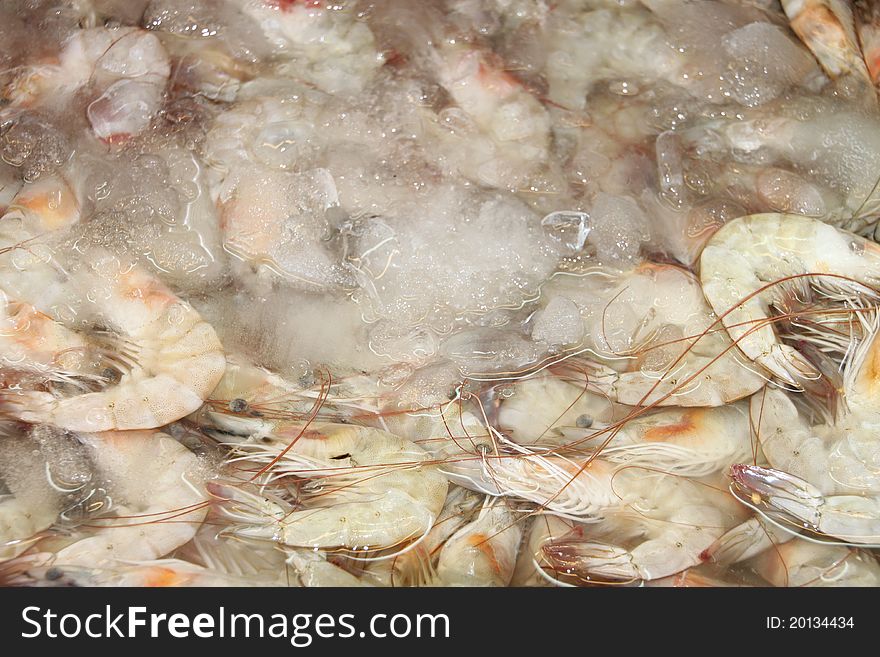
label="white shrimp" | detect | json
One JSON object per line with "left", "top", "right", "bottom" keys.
{"left": 751, "top": 538, "right": 880, "bottom": 586}
{"left": 41, "top": 431, "right": 209, "bottom": 568}
{"left": 540, "top": 471, "right": 746, "bottom": 583}
{"left": 2, "top": 257, "right": 226, "bottom": 431}
{"left": 239, "top": 0, "right": 383, "bottom": 96}
{"left": 541, "top": 262, "right": 766, "bottom": 407}
{"left": 498, "top": 374, "right": 754, "bottom": 477}
{"left": 730, "top": 463, "right": 880, "bottom": 545}
{"left": 561, "top": 403, "right": 755, "bottom": 478}
{"left": 425, "top": 41, "right": 552, "bottom": 191}
{"left": 434, "top": 499, "right": 523, "bottom": 587}
{"left": 700, "top": 213, "right": 880, "bottom": 387}
{"left": 215, "top": 422, "right": 448, "bottom": 552}
{"left": 5, "top": 26, "right": 171, "bottom": 143}
{"left": 781, "top": 0, "right": 876, "bottom": 104}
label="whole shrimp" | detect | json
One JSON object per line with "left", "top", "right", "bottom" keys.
{"left": 700, "top": 213, "right": 880, "bottom": 387}
{"left": 37, "top": 431, "right": 209, "bottom": 568}
{"left": 540, "top": 470, "right": 746, "bottom": 583}
{"left": 0, "top": 258, "right": 226, "bottom": 432}
{"left": 497, "top": 374, "right": 754, "bottom": 477}
{"left": 212, "top": 422, "right": 448, "bottom": 552}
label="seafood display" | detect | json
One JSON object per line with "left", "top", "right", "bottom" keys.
{"left": 3, "top": 0, "right": 880, "bottom": 588}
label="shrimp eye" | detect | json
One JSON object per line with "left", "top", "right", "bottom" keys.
{"left": 229, "top": 398, "right": 249, "bottom": 414}
{"left": 101, "top": 367, "right": 122, "bottom": 384}
{"left": 45, "top": 568, "right": 63, "bottom": 581}
{"left": 576, "top": 414, "right": 593, "bottom": 428}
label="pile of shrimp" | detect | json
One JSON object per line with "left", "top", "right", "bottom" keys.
{"left": 3, "top": 0, "right": 880, "bottom": 587}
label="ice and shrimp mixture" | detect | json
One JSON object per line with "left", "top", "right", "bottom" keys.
{"left": 4, "top": 0, "right": 880, "bottom": 587}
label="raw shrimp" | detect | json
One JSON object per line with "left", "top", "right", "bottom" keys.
{"left": 240, "top": 0, "right": 383, "bottom": 95}
{"left": 5, "top": 26, "right": 171, "bottom": 142}
{"left": 730, "top": 463, "right": 880, "bottom": 545}
{"left": 540, "top": 470, "right": 745, "bottom": 583}
{"left": 497, "top": 374, "right": 754, "bottom": 477}
{"left": 2, "top": 257, "right": 226, "bottom": 432}
{"left": 541, "top": 263, "right": 766, "bottom": 407}
{"left": 427, "top": 41, "right": 552, "bottom": 190}
{"left": 215, "top": 423, "right": 448, "bottom": 552}
{"left": 43, "top": 431, "right": 209, "bottom": 568}
{"left": 434, "top": 499, "right": 522, "bottom": 586}
{"left": 700, "top": 213, "right": 880, "bottom": 387}
{"left": 855, "top": 0, "right": 880, "bottom": 84}
{"left": 557, "top": 403, "right": 755, "bottom": 478}
{"left": 751, "top": 537, "right": 880, "bottom": 586}
{"left": 781, "top": 0, "right": 876, "bottom": 102}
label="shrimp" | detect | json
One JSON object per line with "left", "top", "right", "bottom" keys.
{"left": 542, "top": 262, "right": 766, "bottom": 407}
{"left": 540, "top": 470, "right": 745, "bottom": 583}
{"left": 497, "top": 374, "right": 754, "bottom": 477}
{"left": 240, "top": 0, "right": 383, "bottom": 96}
{"left": 2, "top": 257, "right": 226, "bottom": 432}
{"left": 434, "top": 499, "right": 523, "bottom": 587}
{"left": 855, "top": 0, "right": 880, "bottom": 84}
{"left": 363, "top": 486, "right": 484, "bottom": 587}
{"left": 751, "top": 538, "right": 880, "bottom": 586}
{"left": 215, "top": 423, "right": 448, "bottom": 552}
{"left": 781, "top": 0, "right": 876, "bottom": 103}
{"left": 703, "top": 515, "right": 794, "bottom": 566}
{"left": 558, "top": 403, "right": 755, "bottom": 478}
{"left": 42, "top": 431, "right": 209, "bottom": 568}
{"left": 427, "top": 41, "right": 552, "bottom": 191}
{"left": 730, "top": 463, "right": 880, "bottom": 545}
{"left": 699, "top": 213, "right": 880, "bottom": 388}
{"left": 5, "top": 26, "right": 171, "bottom": 143}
